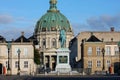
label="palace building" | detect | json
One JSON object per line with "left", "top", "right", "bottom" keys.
{"left": 0, "top": 32, "right": 34, "bottom": 75}
{"left": 33, "top": 0, "right": 74, "bottom": 70}
{"left": 70, "top": 27, "right": 120, "bottom": 74}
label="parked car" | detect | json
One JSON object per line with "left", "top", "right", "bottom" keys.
{"left": 39, "top": 67, "right": 51, "bottom": 74}
{"left": 45, "top": 67, "right": 51, "bottom": 73}
{"left": 39, "top": 67, "right": 45, "bottom": 74}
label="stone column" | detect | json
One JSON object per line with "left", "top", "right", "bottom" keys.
{"left": 49, "top": 56, "right": 52, "bottom": 69}
{"left": 49, "top": 38, "right": 51, "bottom": 48}
{"left": 43, "top": 55, "right": 45, "bottom": 66}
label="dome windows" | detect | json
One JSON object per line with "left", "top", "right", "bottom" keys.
{"left": 52, "top": 20, "right": 55, "bottom": 22}
{"left": 51, "top": 27, "right": 56, "bottom": 31}
{"left": 44, "top": 20, "right": 47, "bottom": 23}
{"left": 42, "top": 28, "right": 46, "bottom": 31}
{"left": 61, "top": 20, "right": 63, "bottom": 22}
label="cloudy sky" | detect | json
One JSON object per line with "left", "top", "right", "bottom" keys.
{"left": 0, "top": 0, "right": 120, "bottom": 40}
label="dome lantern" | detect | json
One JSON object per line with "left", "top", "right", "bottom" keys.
{"left": 48, "top": 0, "right": 58, "bottom": 12}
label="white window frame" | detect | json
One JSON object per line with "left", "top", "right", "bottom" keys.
{"left": 24, "top": 48, "right": 28, "bottom": 55}
{"left": 24, "top": 61, "right": 28, "bottom": 68}
{"left": 0, "top": 48, "right": 1, "bottom": 56}
{"left": 6, "top": 61, "right": 8, "bottom": 68}
{"left": 15, "top": 48, "right": 19, "bottom": 55}
{"left": 96, "top": 47, "right": 101, "bottom": 56}
{"left": 15, "top": 61, "right": 18, "bottom": 68}
{"left": 97, "top": 60, "right": 101, "bottom": 67}
{"left": 114, "top": 46, "right": 119, "bottom": 55}
{"left": 105, "top": 46, "right": 111, "bottom": 55}
{"left": 106, "top": 60, "right": 111, "bottom": 68}
{"left": 88, "top": 61, "right": 92, "bottom": 68}
{"left": 88, "top": 47, "right": 92, "bottom": 55}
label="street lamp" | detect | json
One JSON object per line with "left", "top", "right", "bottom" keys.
{"left": 7, "top": 42, "right": 11, "bottom": 75}
{"left": 102, "top": 48, "right": 105, "bottom": 70}
{"left": 118, "top": 41, "right": 120, "bottom": 70}
{"left": 17, "top": 49, "right": 21, "bottom": 75}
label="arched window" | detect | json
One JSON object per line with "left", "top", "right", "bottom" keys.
{"left": 51, "top": 38, "right": 56, "bottom": 48}
{"left": 42, "top": 39, "right": 46, "bottom": 46}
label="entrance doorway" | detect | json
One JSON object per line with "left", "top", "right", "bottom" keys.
{"left": 0, "top": 63, "right": 2, "bottom": 74}
{"left": 52, "top": 63, "right": 56, "bottom": 70}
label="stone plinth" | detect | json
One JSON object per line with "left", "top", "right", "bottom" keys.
{"left": 55, "top": 48, "right": 71, "bottom": 73}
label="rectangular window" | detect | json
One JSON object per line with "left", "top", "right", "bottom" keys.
{"left": 88, "top": 61, "right": 92, "bottom": 68}
{"left": 106, "top": 46, "right": 111, "bottom": 55}
{"left": 15, "top": 61, "right": 18, "bottom": 68}
{"left": 96, "top": 47, "right": 101, "bottom": 56}
{"left": 15, "top": 48, "right": 19, "bottom": 55}
{"left": 24, "top": 48, "right": 28, "bottom": 55}
{"left": 0, "top": 48, "right": 1, "bottom": 56}
{"left": 6, "top": 61, "right": 8, "bottom": 68}
{"left": 106, "top": 60, "right": 111, "bottom": 68}
{"left": 114, "top": 46, "right": 119, "bottom": 55}
{"left": 97, "top": 60, "right": 101, "bottom": 67}
{"left": 88, "top": 47, "right": 92, "bottom": 55}
{"left": 24, "top": 61, "right": 28, "bottom": 68}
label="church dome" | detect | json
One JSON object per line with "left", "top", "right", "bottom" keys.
{"left": 35, "top": 0, "right": 72, "bottom": 33}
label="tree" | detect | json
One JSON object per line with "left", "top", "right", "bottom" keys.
{"left": 34, "top": 49, "right": 40, "bottom": 65}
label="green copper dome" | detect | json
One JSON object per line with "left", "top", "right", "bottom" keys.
{"left": 35, "top": 0, "right": 72, "bottom": 33}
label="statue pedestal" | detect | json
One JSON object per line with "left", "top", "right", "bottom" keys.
{"left": 55, "top": 48, "right": 71, "bottom": 73}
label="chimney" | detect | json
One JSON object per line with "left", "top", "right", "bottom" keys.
{"left": 12, "top": 39, "right": 14, "bottom": 42}
{"left": 21, "top": 31, "right": 24, "bottom": 43}
{"left": 110, "top": 27, "right": 114, "bottom": 32}
{"left": 21, "top": 31, "right": 24, "bottom": 36}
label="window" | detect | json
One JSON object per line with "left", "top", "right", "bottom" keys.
{"left": 15, "top": 61, "right": 18, "bottom": 68}
{"left": 0, "top": 49, "right": 1, "bottom": 56}
{"left": 114, "top": 46, "right": 119, "bottom": 55}
{"left": 106, "top": 60, "right": 111, "bottom": 68}
{"left": 52, "top": 38, "right": 56, "bottom": 48}
{"left": 24, "top": 48, "right": 28, "bottom": 55}
{"left": 97, "top": 60, "right": 101, "bottom": 67}
{"left": 42, "top": 39, "right": 46, "bottom": 46}
{"left": 6, "top": 61, "right": 8, "bottom": 68}
{"left": 88, "top": 61, "right": 92, "bottom": 68}
{"left": 15, "top": 48, "right": 19, "bottom": 55}
{"left": 96, "top": 47, "right": 101, "bottom": 56}
{"left": 24, "top": 61, "right": 28, "bottom": 68}
{"left": 88, "top": 47, "right": 92, "bottom": 55}
{"left": 106, "top": 46, "right": 111, "bottom": 55}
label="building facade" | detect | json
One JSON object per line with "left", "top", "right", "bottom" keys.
{"left": 70, "top": 28, "right": 120, "bottom": 74}
{"left": 0, "top": 32, "right": 34, "bottom": 75}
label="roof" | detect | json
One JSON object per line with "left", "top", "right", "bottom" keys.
{"left": 0, "top": 35, "right": 6, "bottom": 42}
{"left": 87, "top": 35, "right": 102, "bottom": 42}
{"left": 28, "top": 35, "right": 38, "bottom": 45}
{"left": 35, "top": 0, "right": 72, "bottom": 33}
{"left": 15, "top": 35, "right": 30, "bottom": 42}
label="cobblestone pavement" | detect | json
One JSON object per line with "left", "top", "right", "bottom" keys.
{"left": 0, "top": 75, "right": 120, "bottom": 80}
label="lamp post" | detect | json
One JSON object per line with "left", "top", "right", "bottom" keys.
{"left": 118, "top": 41, "right": 120, "bottom": 70}
{"left": 7, "top": 42, "right": 11, "bottom": 75}
{"left": 17, "top": 49, "right": 21, "bottom": 75}
{"left": 102, "top": 48, "right": 105, "bottom": 70}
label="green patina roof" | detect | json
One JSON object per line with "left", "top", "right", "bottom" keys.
{"left": 35, "top": 0, "right": 72, "bottom": 33}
